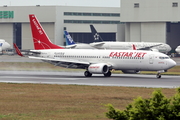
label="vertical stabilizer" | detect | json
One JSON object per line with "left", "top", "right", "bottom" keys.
{"left": 29, "top": 14, "right": 64, "bottom": 50}
{"left": 90, "top": 25, "right": 103, "bottom": 42}
{"left": 64, "top": 31, "right": 76, "bottom": 45}
{"left": 13, "top": 43, "right": 24, "bottom": 57}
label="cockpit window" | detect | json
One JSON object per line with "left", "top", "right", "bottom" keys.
{"left": 159, "top": 57, "right": 169, "bottom": 59}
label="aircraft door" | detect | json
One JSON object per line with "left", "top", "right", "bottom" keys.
{"left": 149, "top": 54, "right": 154, "bottom": 64}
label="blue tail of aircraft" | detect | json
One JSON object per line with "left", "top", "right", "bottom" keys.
{"left": 64, "top": 31, "right": 76, "bottom": 46}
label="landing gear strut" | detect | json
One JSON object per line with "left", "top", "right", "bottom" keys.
{"left": 84, "top": 71, "right": 92, "bottom": 77}
{"left": 156, "top": 73, "right": 161, "bottom": 78}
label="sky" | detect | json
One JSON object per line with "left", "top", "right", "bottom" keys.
{"left": 0, "top": 0, "right": 120, "bottom": 7}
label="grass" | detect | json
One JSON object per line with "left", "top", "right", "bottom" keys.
{"left": 0, "top": 83, "right": 178, "bottom": 120}
{"left": 0, "top": 62, "right": 179, "bottom": 119}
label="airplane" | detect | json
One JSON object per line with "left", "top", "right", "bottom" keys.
{"left": 15, "top": 14, "right": 176, "bottom": 78}
{"left": 64, "top": 31, "right": 95, "bottom": 49}
{"left": 175, "top": 45, "right": 180, "bottom": 54}
{"left": 89, "top": 25, "right": 172, "bottom": 54}
{"left": 0, "top": 39, "right": 11, "bottom": 52}
{"left": 64, "top": 30, "right": 137, "bottom": 50}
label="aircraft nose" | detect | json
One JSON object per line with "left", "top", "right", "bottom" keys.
{"left": 167, "top": 45, "right": 172, "bottom": 52}
{"left": 168, "top": 59, "right": 176, "bottom": 69}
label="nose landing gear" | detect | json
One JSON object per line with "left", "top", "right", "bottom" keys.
{"left": 156, "top": 70, "right": 165, "bottom": 78}
{"left": 156, "top": 73, "right": 161, "bottom": 78}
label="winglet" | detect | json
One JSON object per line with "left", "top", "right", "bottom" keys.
{"left": 64, "top": 31, "right": 76, "bottom": 45}
{"left": 13, "top": 43, "right": 24, "bottom": 57}
{"left": 29, "top": 14, "right": 64, "bottom": 50}
{"left": 132, "top": 44, "right": 137, "bottom": 50}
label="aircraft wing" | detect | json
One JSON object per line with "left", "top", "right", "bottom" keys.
{"left": 90, "top": 42, "right": 105, "bottom": 47}
{"left": 29, "top": 56, "right": 90, "bottom": 68}
{"left": 65, "top": 44, "right": 77, "bottom": 49}
{"left": 137, "top": 44, "right": 162, "bottom": 50}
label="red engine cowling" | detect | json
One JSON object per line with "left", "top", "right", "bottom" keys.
{"left": 88, "top": 63, "right": 109, "bottom": 74}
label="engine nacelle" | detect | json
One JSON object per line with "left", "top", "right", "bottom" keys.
{"left": 122, "top": 70, "right": 140, "bottom": 74}
{"left": 88, "top": 63, "right": 109, "bottom": 74}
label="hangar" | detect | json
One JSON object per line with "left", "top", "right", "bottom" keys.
{"left": 120, "top": 0, "right": 180, "bottom": 51}
{"left": 0, "top": 6, "right": 123, "bottom": 49}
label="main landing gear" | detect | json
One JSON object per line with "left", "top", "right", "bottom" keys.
{"left": 84, "top": 71, "right": 112, "bottom": 77}
{"left": 104, "top": 71, "right": 111, "bottom": 77}
{"left": 84, "top": 71, "right": 92, "bottom": 77}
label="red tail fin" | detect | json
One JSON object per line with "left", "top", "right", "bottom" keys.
{"left": 132, "top": 44, "right": 137, "bottom": 50}
{"left": 13, "top": 43, "right": 24, "bottom": 57}
{"left": 29, "top": 14, "right": 64, "bottom": 50}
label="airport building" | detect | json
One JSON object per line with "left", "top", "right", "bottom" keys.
{"left": 121, "top": 0, "right": 180, "bottom": 50}
{"left": 0, "top": 6, "right": 123, "bottom": 49}
{"left": 1, "top": 0, "right": 180, "bottom": 51}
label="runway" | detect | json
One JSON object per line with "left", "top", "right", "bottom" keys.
{"left": 0, "top": 71, "right": 180, "bottom": 88}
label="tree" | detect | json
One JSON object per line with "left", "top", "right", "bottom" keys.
{"left": 106, "top": 88, "right": 180, "bottom": 120}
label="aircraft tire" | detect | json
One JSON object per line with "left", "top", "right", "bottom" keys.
{"left": 156, "top": 74, "right": 161, "bottom": 78}
{"left": 104, "top": 71, "right": 111, "bottom": 77}
{"left": 84, "top": 71, "right": 92, "bottom": 77}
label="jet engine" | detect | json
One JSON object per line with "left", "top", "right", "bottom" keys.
{"left": 88, "top": 63, "right": 109, "bottom": 74}
{"left": 122, "top": 70, "right": 140, "bottom": 74}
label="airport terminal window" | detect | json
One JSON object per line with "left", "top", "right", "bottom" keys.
{"left": 172, "top": 2, "right": 178, "bottom": 7}
{"left": 93, "top": 13, "right": 101, "bottom": 16}
{"left": 102, "top": 13, "right": 111, "bottom": 16}
{"left": 64, "top": 12, "right": 120, "bottom": 17}
{"left": 64, "top": 20, "right": 122, "bottom": 24}
{"left": 64, "top": 12, "right": 72, "bottom": 15}
{"left": 83, "top": 13, "right": 92, "bottom": 16}
{"left": 134, "top": 3, "right": 139, "bottom": 8}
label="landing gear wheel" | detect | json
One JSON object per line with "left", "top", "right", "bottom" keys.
{"left": 104, "top": 71, "right": 111, "bottom": 77}
{"left": 156, "top": 73, "right": 161, "bottom": 78}
{"left": 84, "top": 71, "right": 92, "bottom": 77}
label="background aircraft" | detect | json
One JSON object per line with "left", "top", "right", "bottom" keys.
{"left": 64, "top": 25, "right": 171, "bottom": 54}
{"left": 14, "top": 14, "right": 176, "bottom": 79}
{"left": 175, "top": 45, "right": 180, "bottom": 54}
{"left": 0, "top": 39, "right": 11, "bottom": 53}
{"left": 64, "top": 31, "right": 95, "bottom": 49}
{"left": 89, "top": 25, "right": 171, "bottom": 54}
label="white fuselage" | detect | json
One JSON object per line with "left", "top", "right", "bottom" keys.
{"left": 89, "top": 42, "right": 171, "bottom": 54}
{"left": 30, "top": 49, "right": 176, "bottom": 71}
